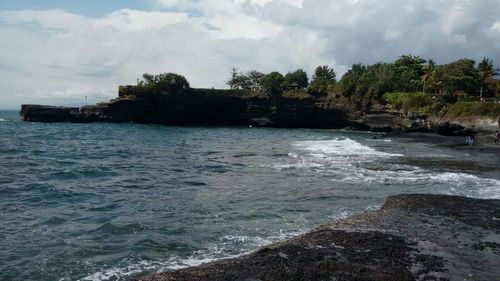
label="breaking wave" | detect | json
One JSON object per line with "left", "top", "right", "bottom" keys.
{"left": 265, "top": 138, "right": 500, "bottom": 199}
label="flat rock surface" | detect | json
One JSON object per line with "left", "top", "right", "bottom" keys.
{"left": 138, "top": 194, "right": 500, "bottom": 281}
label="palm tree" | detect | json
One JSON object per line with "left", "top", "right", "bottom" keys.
{"left": 421, "top": 59, "right": 436, "bottom": 93}
{"left": 477, "top": 57, "right": 499, "bottom": 99}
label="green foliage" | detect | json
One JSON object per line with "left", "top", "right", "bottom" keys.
{"left": 246, "top": 70, "right": 266, "bottom": 91}
{"left": 477, "top": 57, "right": 499, "bottom": 98}
{"left": 281, "top": 89, "right": 312, "bottom": 99}
{"left": 310, "top": 65, "right": 336, "bottom": 96}
{"left": 139, "top": 73, "right": 190, "bottom": 94}
{"left": 446, "top": 102, "right": 500, "bottom": 119}
{"left": 227, "top": 68, "right": 240, "bottom": 89}
{"left": 339, "top": 63, "right": 366, "bottom": 98}
{"left": 136, "top": 73, "right": 190, "bottom": 102}
{"left": 440, "top": 59, "right": 479, "bottom": 95}
{"left": 384, "top": 92, "right": 436, "bottom": 115}
{"left": 283, "top": 69, "right": 309, "bottom": 90}
{"left": 227, "top": 68, "right": 265, "bottom": 91}
{"left": 340, "top": 63, "right": 396, "bottom": 107}
{"left": 393, "top": 55, "right": 426, "bottom": 92}
{"left": 261, "top": 72, "right": 284, "bottom": 95}
{"left": 193, "top": 88, "right": 265, "bottom": 99}
{"left": 339, "top": 54, "right": 500, "bottom": 110}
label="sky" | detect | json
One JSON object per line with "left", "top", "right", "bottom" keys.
{"left": 1, "top": 0, "right": 500, "bottom": 109}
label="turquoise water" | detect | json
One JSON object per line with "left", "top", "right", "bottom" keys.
{"left": 1, "top": 110, "right": 499, "bottom": 281}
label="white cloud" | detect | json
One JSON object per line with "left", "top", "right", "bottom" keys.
{"left": 0, "top": 0, "right": 499, "bottom": 109}
{"left": 492, "top": 21, "right": 500, "bottom": 31}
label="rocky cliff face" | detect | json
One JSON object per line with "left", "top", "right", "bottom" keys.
{"left": 20, "top": 91, "right": 352, "bottom": 128}
{"left": 137, "top": 194, "right": 500, "bottom": 281}
{"left": 21, "top": 87, "right": 440, "bottom": 132}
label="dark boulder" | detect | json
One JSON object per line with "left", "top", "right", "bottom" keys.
{"left": 434, "top": 122, "right": 467, "bottom": 136}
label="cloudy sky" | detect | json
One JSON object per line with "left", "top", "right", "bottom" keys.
{"left": 1, "top": 0, "right": 499, "bottom": 109}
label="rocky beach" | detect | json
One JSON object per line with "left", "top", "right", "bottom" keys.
{"left": 138, "top": 194, "right": 500, "bottom": 281}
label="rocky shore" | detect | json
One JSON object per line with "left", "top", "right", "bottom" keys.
{"left": 137, "top": 194, "right": 500, "bottom": 281}
{"left": 19, "top": 81, "right": 500, "bottom": 136}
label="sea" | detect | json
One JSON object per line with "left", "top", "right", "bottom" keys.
{"left": 1, "top": 109, "right": 499, "bottom": 281}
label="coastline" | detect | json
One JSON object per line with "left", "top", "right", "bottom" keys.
{"left": 137, "top": 194, "right": 500, "bottom": 281}
{"left": 386, "top": 125, "right": 500, "bottom": 154}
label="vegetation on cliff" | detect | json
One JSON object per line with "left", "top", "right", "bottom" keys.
{"left": 120, "top": 55, "right": 499, "bottom": 120}
{"left": 383, "top": 92, "right": 437, "bottom": 116}
{"left": 446, "top": 102, "right": 500, "bottom": 119}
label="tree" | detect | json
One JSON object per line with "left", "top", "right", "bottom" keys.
{"left": 227, "top": 69, "right": 265, "bottom": 91}
{"left": 140, "top": 72, "right": 190, "bottom": 93}
{"left": 394, "top": 55, "right": 426, "bottom": 92}
{"left": 477, "top": 57, "right": 499, "bottom": 98}
{"left": 227, "top": 67, "right": 241, "bottom": 89}
{"left": 421, "top": 59, "right": 436, "bottom": 93}
{"left": 441, "top": 59, "right": 479, "bottom": 96}
{"left": 282, "top": 69, "right": 309, "bottom": 90}
{"left": 246, "top": 70, "right": 265, "bottom": 91}
{"left": 340, "top": 63, "right": 366, "bottom": 98}
{"left": 310, "top": 65, "right": 336, "bottom": 96}
{"left": 260, "top": 72, "right": 284, "bottom": 95}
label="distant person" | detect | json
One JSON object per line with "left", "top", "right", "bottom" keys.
{"left": 466, "top": 134, "right": 475, "bottom": 147}
{"left": 469, "top": 134, "right": 475, "bottom": 147}
{"left": 495, "top": 130, "right": 499, "bottom": 145}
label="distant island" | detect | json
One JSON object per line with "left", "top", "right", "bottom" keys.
{"left": 21, "top": 55, "right": 500, "bottom": 134}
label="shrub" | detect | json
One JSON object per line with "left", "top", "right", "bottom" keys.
{"left": 384, "top": 92, "right": 436, "bottom": 115}
{"left": 281, "top": 90, "right": 312, "bottom": 99}
{"left": 446, "top": 102, "right": 500, "bottom": 119}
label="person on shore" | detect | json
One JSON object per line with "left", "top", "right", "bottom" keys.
{"left": 466, "top": 134, "right": 475, "bottom": 147}
{"left": 495, "top": 130, "right": 499, "bottom": 145}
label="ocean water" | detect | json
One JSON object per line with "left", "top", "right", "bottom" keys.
{"left": 1, "top": 110, "right": 499, "bottom": 281}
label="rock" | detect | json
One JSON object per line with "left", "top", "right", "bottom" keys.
{"left": 20, "top": 105, "right": 80, "bottom": 122}
{"left": 137, "top": 194, "right": 500, "bottom": 281}
{"left": 20, "top": 89, "right": 352, "bottom": 129}
{"left": 434, "top": 122, "right": 467, "bottom": 136}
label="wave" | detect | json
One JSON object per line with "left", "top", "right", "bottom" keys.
{"left": 264, "top": 138, "right": 500, "bottom": 200}
{"left": 0, "top": 118, "right": 7, "bottom": 122}
{"left": 79, "top": 229, "right": 306, "bottom": 281}
{"left": 293, "top": 138, "right": 403, "bottom": 158}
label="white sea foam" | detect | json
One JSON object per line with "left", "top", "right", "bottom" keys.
{"left": 293, "top": 138, "right": 403, "bottom": 158}
{"left": 0, "top": 118, "right": 6, "bottom": 122}
{"left": 261, "top": 138, "right": 402, "bottom": 171}
{"left": 328, "top": 208, "right": 353, "bottom": 220}
{"left": 79, "top": 229, "right": 306, "bottom": 281}
{"left": 267, "top": 138, "right": 500, "bottom": 200}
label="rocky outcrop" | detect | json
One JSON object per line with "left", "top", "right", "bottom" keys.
{"left": 21, "top": 87, "right": 484, "bottom": 133}
{"left": 20, "top": 105, "right": 81, "bottom": 122}
{"left": 138, "top": 194, "right": 500, "bottom": 281}
{"left": 433, "top": 122, "right": 468, "bottom": 136}
{"left": 21, "top": 91, "right": 351, "bottom": 128}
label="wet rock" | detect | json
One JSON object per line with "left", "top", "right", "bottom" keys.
{"left": 137, "top": 194, "right": 500, "bottom": 281}
{"left": 434, "top": 122, "right": 467, "bottom": 136}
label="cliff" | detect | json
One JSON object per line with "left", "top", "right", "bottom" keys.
{"left": 138, "top": 194, "right": 500, "bottom": 281}
{"left": 29, "top": 84, "right": 499, "bottom": 134}
{"left": 20, "top": 88, "right": 353, "bottom": 128}
{"left": 20, "top": 85, "right": 423, "bottom": 131}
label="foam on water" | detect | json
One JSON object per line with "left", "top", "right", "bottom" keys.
{"left": 293, "top": 138, "right": 403, "bottom": 158}
{"left": 80, "top": 229, "right": 306, "bottom": 281}
{"left": 0, "top": 118, "right": 7, "bottom": 122}
{"left": 328, "top": 208, "right": 353, "bottom": 220}
{"left": 274, "top": 138, "right": 500, "bottom": 199}
{"left": 1, "top": 114, "right": 498, "bottom": 281}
